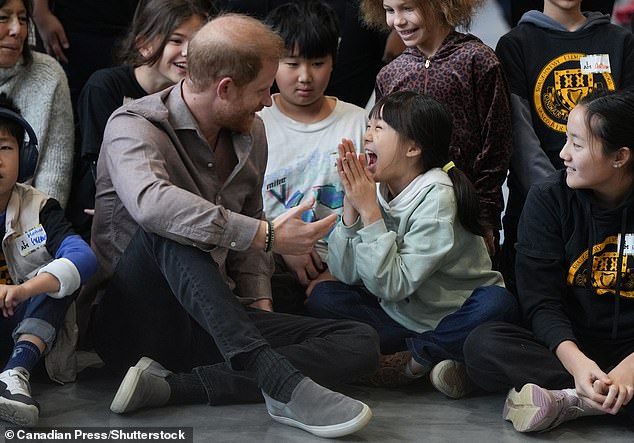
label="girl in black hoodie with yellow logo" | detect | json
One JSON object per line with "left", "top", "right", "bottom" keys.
{"left": 464, "top": 88, "right": 634, "bottom": 433}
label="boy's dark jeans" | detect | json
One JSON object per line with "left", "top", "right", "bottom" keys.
{"left": 0, "top": 291, "right": 75, "bottom": 362}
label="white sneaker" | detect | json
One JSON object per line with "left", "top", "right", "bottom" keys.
{"left": 503, "top": 384, "right": 602, "bottom": 432}
{"left": 0, "top": 368, "right": 39, "bottom": 426}
{"left": 429, "top": 360, "right": 473, "bottom": 399}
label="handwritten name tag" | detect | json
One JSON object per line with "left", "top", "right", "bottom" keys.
{"left": 15, "top": 224, "right": 47, "bottom": 257}
{"left": 580, "top": 54, "right": 611, "bottom": 74}
{"left": 618, "top": 233, "right": 634, "bottom": 256}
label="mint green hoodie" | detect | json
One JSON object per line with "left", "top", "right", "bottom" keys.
{"left": 327, "top": 168, "right": 504, "bottom": 333}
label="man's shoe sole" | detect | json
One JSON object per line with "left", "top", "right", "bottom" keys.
{"left": 110, "top": 357, "right": 155, "bottom": 414}
{"left": 503, "top": 383, "right": 551, "bottom": 432}
{"left": 268, "top": 403, "right": 372, "bottom": 438}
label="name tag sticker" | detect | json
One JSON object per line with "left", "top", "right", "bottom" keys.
{"left": 15, "top": 224, "right": 47, "bottom": 257}
{"left": 580, "top": 54, "right": 611, "bottom": 74}
{"left": 618, "top": 233, "right": 634, "bottom": 256}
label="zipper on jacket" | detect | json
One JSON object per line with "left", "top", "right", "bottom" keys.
{"left": 424, "top": 58, "right": 430, "bottom": 93}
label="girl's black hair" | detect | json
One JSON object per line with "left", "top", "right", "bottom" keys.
{"left": 578, "top": 88, "right": 634, "bottom": 172}
{"left": 265, "top": 1, "right": 340, "bottom": 62}
{"left": 0, "top": 0, "right": 32, "bottom": 65}
{"left": 116, "top": 0, "right": 215, "bottom": 66}
{"left": 371, "top": 91, "right": 484, "bottom": 236}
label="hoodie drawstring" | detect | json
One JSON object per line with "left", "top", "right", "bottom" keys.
{"left": 611, "top": 207, "right": 628, "bottom": 339}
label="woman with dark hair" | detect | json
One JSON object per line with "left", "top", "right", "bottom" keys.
{"left": 67, "top": 0, "right": 213, "bottom": 240}
{"left": 306, "top": 90, "right": 517, "bottom": 397}
{"left": 464, "top": 89, "right": 634, "bottom": 433}
{"left": 0, "top": 0, "right": 73, "bottom": 207}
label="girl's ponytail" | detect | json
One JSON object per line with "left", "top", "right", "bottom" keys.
{"left": 444, "top": 163, "right": 484, "bottom": 237}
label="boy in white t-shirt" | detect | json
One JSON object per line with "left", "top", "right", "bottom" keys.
{"left": 260, "top": 1, "right": 367, "bottom": 313}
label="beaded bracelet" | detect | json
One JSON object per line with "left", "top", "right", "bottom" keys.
{"left": 264, "top": 220, "right": 275, "bottom": 253}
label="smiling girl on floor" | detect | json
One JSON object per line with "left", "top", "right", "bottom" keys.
{"left": 67, "top": 0, "right": 214, "bottom": 240}
{"left": 306, "top": 90, "right": 517, "bottom": 397}
{"left": 464, "top": 89, "right": 634, "bottom": 433}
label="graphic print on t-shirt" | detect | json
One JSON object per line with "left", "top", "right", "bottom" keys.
{"left": 567, "top": 234, "right": 634, "bottom": 298}
{"left": 534, "top": 53, "right": 615, "bottom": 133}
{"left": 266, "top": 178, "right": 343, "bottom": 223}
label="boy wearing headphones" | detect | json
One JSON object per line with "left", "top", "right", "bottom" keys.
{"left": 0, "top": 93, "right": 96, "bottom": 426}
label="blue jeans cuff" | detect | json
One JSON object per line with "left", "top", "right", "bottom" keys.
{"left": 13, "top": 317, "right": 57, "bottom": 353}
{"left": 406, "top": 338, "right": 433, "bottom": 372}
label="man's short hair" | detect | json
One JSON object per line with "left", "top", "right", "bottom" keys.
{"left": 187, "top": 13, "right": 285, "bottom": 91}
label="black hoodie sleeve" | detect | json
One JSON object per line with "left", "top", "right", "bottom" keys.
{"left": 515, "top": 179, "right": 578, "bottom": 350}
{"left": 496, "top": 32, "right": 557, "bottom": 195}
{"left": 495, "top": 31, "right": 529, "bottom": 100}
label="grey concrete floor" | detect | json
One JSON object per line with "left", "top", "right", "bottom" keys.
{"left": 25, "top": 370, "right": 633, "bottom": 442}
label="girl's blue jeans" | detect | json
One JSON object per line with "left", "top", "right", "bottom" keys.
{"left": 306, "top": 281, "right": 518, "bottom": 371}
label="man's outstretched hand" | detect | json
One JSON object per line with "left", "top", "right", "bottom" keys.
{"left": 272, "top": 196, "right": 337, "bottom": 256}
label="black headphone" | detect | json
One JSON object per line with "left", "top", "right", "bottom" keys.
{"left": 0, "top": 108, "right": 39, "bottom": 183}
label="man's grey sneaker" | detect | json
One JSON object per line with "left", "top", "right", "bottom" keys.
{"left": 0, "top": 368, "right": 39, "bottom": 426}
{"left": 430, "top": 360, "right": 473, "bottom": 399}
{"left": 262, "top": 377, "right": 372, "bottom": 438}
{"left": 503, "top": 383, "right": 602, "bottom": 432}
{"left": 110, "top": 357, "right": 172, "bottom": 414}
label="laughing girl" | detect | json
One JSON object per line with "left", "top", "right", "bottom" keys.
{"left": 306, "top": 91, "right": 517, "bottom": 397}
{"left": 361, "top": 0, "right": 511, "bottom": 257}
